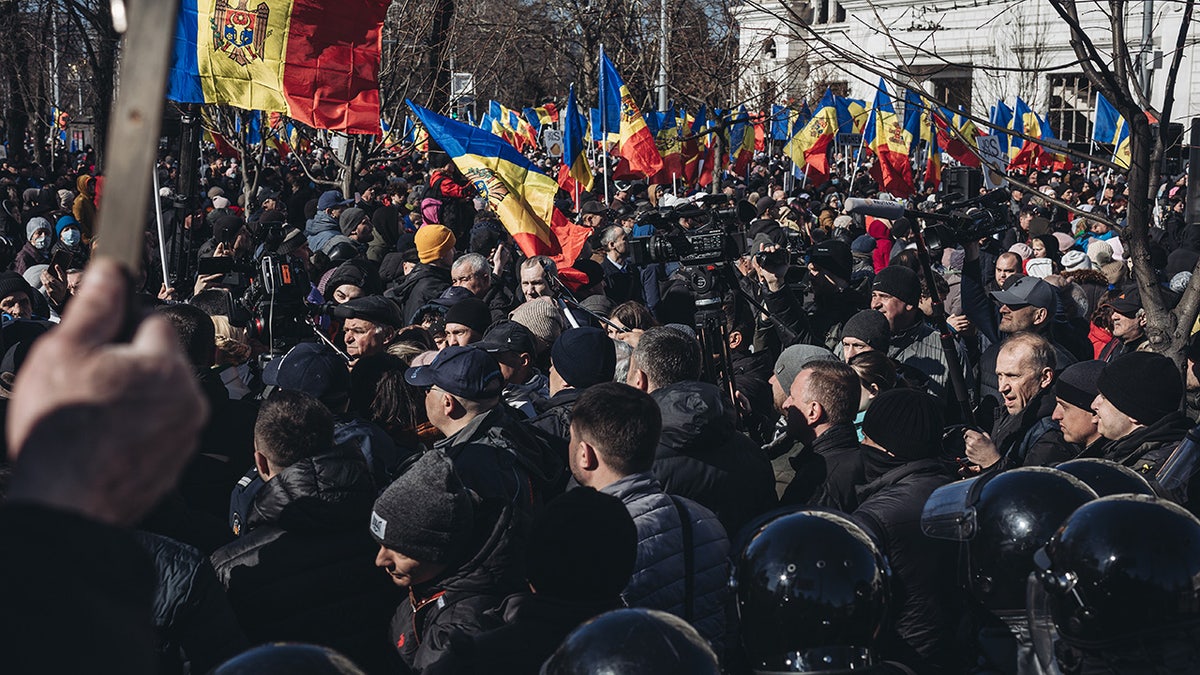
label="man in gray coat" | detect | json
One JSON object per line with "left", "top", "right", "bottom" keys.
{"left": 567, "top": 382, "right": 730, "bottom": 650}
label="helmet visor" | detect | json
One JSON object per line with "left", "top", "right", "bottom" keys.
{"left": 920, "top": 475, "right": 982, "bottom": 540}
{"left": 1155, "top": 426, "right": 1200, "bottom": 498}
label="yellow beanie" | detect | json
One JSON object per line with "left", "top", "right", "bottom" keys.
{"left": 415, "top": 225, "right": 456, "bottom": 264}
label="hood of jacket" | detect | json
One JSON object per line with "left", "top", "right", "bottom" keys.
{"left": 651, "top": 380, "right": 738, "bottom": 448}
{"left": 304, "top": 209, "right": 340, "bottom": 238}
{"left": 246, "top": 446, "right": 376, "bottom": 533}
{"left": 76, "top": 175, "right": 93, "bottom": 196}
{"left": 442, "top": 405, "right": 562, "bottom": 486}
{"left": 856, "top": 457, "right": 949, "bottom": 503}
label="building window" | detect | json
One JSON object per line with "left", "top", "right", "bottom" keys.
{"left": 812, "top": 0, "right": 842, "bottom": 24}
{"left": 816, "top": 0, "right": 829, "bottom": 24}
{"left": 1047, "top": 74, "right": 1093, "bottom": 144}
{"left": 932, "top": 77, "right": 972, "bottom": 114}
{"left": 763, "top": 38, "right": 777, "bottom": 59}
{"left": 835, "top": 2, "right": 846, "bottom": 22}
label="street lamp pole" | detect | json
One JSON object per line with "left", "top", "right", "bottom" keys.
{"left": 657, "top": 0, "right": 669, "bottom": 111}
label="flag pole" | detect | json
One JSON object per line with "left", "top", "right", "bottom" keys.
{"left": 151, "top": 159, "right": 171, "bottom": 288}
{"left": 848, "top": 131, "right": 868, "bottom": 194}
{"left": 599, "top": 44, "right": 611, "bottom": 204}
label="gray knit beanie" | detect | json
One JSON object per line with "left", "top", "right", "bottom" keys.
{"left": 370, "top": 452, "right": 475, "bottom": 563}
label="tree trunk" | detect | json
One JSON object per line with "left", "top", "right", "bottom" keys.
{"left": 426, "top": 0, "right": 455, "bottom": 114}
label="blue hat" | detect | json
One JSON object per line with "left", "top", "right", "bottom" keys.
{"left": 55, "top": 215, "right": 80, "bottom": 236}
{"left": 317, "top": 189, "right": 353, "bottom": 211}
{"left": 405, "top": 345, "right": 503, "bottom": 400}
{"left": 262, "top": 342, "right": 350, "bottom": 404}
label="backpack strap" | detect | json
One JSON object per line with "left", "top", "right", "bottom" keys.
{"left": 668, "top": 495, "right": 695, "bottom": 623}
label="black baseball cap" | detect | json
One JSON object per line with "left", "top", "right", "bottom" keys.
{"left": 331, "top": 295, "right": 405, "bottom": 328}
{"left": 1102, "top": 287, "right": 1141, "bottom": 316}
{"left": 405, "top": 345, "right": 504, "bottom": 400}
{"left": 477, "top": 320, "right": 537, "bottom": 355}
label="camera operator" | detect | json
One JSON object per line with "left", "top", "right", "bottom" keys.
{"left": 752, "top": 238, "right": 866, "bottom": 353}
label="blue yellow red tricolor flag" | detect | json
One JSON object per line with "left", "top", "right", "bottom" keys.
{"left": 599, "top": 52, "right": 664, "bottom": 176}
{"left": 558, "top": 84, "right": 594, "bottom": 194}
{"left": 934, "top": 107, "right": 981, "bottom": 167}
{"left": 408, "top": 100, "right": 590, "bottom": 285}
{"left": 864, "top": 80, "right": 915, "bottom": 197}
{"left": 1008, "top": 97, "right": 1036, "bottom": 168}
{"left": 168, "top": 0, "right": 389, "bottom": 134}
{"left": 786, "top": 89, "right": 837, "bottom": 184}
{"left": 728, "top": 106, "right": 755, "bottom": 177}
{"left": 1094, "top": 93, "right": 1131, "bottom": 169}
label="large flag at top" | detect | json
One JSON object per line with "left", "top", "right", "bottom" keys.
{"left": 599, "top": 52, "right": 664, "bottom": 176}
{"left": 168, "top": 0, "right": 390, "bottom": 134}
{"left": 863, "top": 80, "right": 915, "bottom": 197}
{"left": 408, "top": 100, "right": 590, "bottom": 284}
{"left": 1094, "top": 93, "right": 1131, "bottom": 169}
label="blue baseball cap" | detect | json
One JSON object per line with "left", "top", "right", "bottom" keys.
{"left": 262, "top": 342, "right": 350, "bottom": 403}
{"left": 405, "top": 345, "right": 504, "bottom": 400}
{"left": 317, "top": 189, "right": 354, "bottom": 211}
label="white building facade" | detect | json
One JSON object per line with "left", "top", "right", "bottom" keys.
{"left": 733, "top": 0, "right": 1200, "bottom": 153}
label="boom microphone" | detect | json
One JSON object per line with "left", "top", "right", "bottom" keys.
{"left": 844, "top": 198, "right": 908, "bottom": 220}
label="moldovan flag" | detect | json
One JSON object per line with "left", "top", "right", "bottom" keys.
{"left": 934, "top": 107, "right": 981, "bottom": 167}
{"left": 729, "top": 106, "right": 755, "bottom": 176}
{"left": 168, "top": 0, "right": 390, "bottom": 134}
{"left": 787, "top": 89, "right": 837, "bottom": 184}
{"left": 652, "top": 104, "right": 684, "bottom": 182}
{"left": 990, "top": 100, "right": 1013, "bottom": 156}
{"left": 864, "top": 80, "right": 915, "bottom": 197}
{"left": 1008, "top": 97, "right": 1038, "bottom": 170}
{"left": 599, "top": 52, "right": 663, "bottom": 176}
{"left": 1094, "top": 93, "right": 1131, "bottom": 169}
{"left": 408, "top": 100, "right": 590, "bottom": 285}
{"left": 559, "top": 85, "right": 594, "bottom": 193}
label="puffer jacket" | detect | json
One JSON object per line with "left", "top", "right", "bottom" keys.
{"left": 651, "top": 381, "right": 777, "bottom": 538}
{"left": 134, "top": 531, "right": 246, "bottom": 675}
{"left": 601, "top": 472, "right": 730, "bottom": 650}
{"left": 984, "top": 388, "right": 1073, "bottom": 472}
{"left": 1102, "top": 410, "right": 1193, "bottom": 475}
{"left": 304, "top": 210, "right": 341, "bottom": 253}
{"left": 210, "top": 447, "right": 399, "bottom": 673}
{"left": 386, "top": 262, "right": 451, "bottom": 324}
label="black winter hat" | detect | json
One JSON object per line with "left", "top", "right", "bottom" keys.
{"left": 872, "top": 265, "right": 921, "bottom": 307}
{"left": 1096, "top": 352, "right": 1183, "bottom": 425}
{"left": 370, "top": 452, "right": 474, "bottom": 564}
{"left": 332, "top": 295, "right": 405, "bottom": 328}
{"left": 861, "top": 388, "right": 944, "bottom": 460}
{"left": 525, "top": 487, "right": 637, "bottom": 601}
{"left": 443, "top": 297, "right": 492, "bottom": 335}
{"left": 1054, "top": 360, "right": 1106, "bottom": 411}
{"left": 0, "top": 271, "right": 33, "bottom": 303}
{"left": 552, "top": 327, "right": 616, "bottom": 389}
{"left": 323, "top": 259, "right": 381, "bottom": 302}
{"left": 841, "top": 309, "right": 891, "bottom": 353}
{"left": 810, "top": 239, "right": 852, "bottom": 281}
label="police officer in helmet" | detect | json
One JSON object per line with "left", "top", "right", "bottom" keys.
{"left": 922, "top": 467, "right": 1096, "bottom": 674}
{"left": 731, "top": 508, "right": 915, "bottom": 674}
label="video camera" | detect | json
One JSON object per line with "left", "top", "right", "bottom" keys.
{"left": 626, "top": 195, "right": 758, "bottom": 267}
{"left": 238, "top": 254, "right": 314, "bottom": 352}
{"left": 920, "top": 168, "right": 1012, "bottom": 249}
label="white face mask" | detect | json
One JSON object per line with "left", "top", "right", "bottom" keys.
{"left": 61, "top": 229, "right": 80, "bottom": 246}
{"left": 31, "top": 234, "right": 48, "bottom": 250}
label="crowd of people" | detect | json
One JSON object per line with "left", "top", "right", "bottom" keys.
{"left": 2, "top": 139, "right": 1200, "bottom": 675}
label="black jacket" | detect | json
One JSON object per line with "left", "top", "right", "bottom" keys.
{"left": 525, "top": 387, "right": 581, "bottom": 466}
{"left": 210, "top": 448, "right": 399, "bottom": 673}
{"left": 779, "top": 423, "right": 865, "bottom": 511}
{"left": 422, "top": 594, "right": 621, "bottom": 675}
{"left": 1102, "top": 411, "right": 1193, "bottom": 475}
{"left": 731, "top": 349, "right": 777, "bottom": 446}
{"left": 134, "top": 531, "right": 246, "bottom": 675}
{"left": 389, "top": 494, "right": 527, "bottom": 673}
{"left": 1, "top": 504, "right": 158, "bottom": 674}
{"left": 387, "top": 263, "right": 451, "bottom": 324}
{"left": 853, "top": 458, "right": 957, "bottom": 671}
{"left": 986, "top": 388, "right": 1073, "bottom": 471}
{"left": 651, "top": 380, "right": 778, "bottom": 539}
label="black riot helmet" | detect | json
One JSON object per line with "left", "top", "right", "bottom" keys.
{"left": 1055, "top": 457, "right": 1155, "bottom": 497}
{"left": 922, "top": 466, "right": 1097, "bottom": 612}
{"left": 732, "top": 509, "right": 890, "bottom": 673}
{"left": 1029, "top": 495, "right": 1200, "bottom": 655}
{"left": 212, "top": 643, "right": 366, "bottom": 674}
{"left": 540, "top": 608, "right": 719, "bottom": 675}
